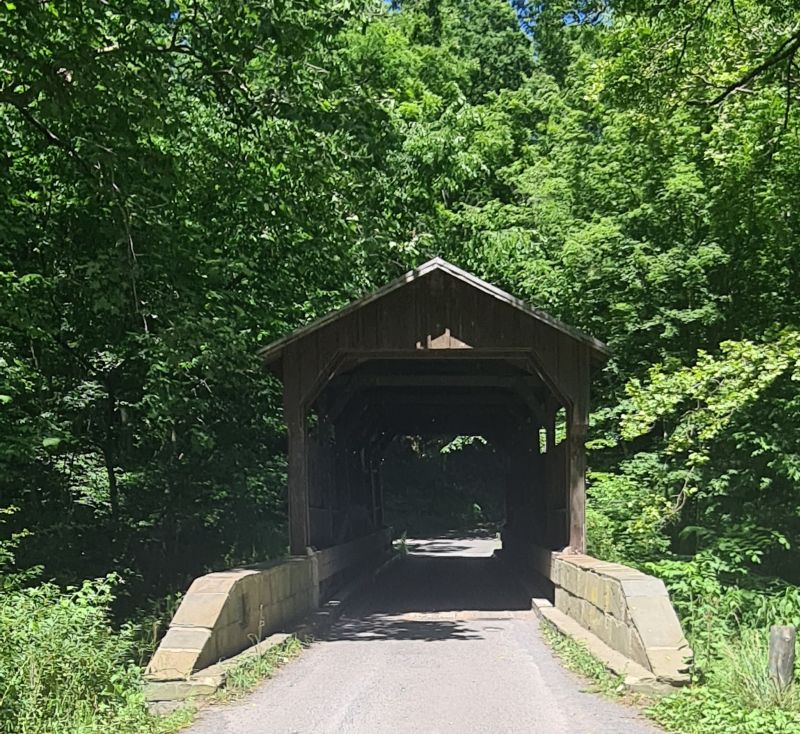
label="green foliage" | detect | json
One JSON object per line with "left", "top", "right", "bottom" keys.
{"left": 646, "top": 555, "right": 800, "bottom": 675}
{"left": 216, "top": 636, "right": 303, "bottom": 702}
{"left": 0, "top": 576, "right": 188, "bottom": 734}
{"left": 0, "top": 0, "right": 388, "bottom": 607}
{"left": 601, "top": 332, "right": 800, "bottom": 630}
{"left": 651, "top": 685, "right": 800, "bottom": 734}
{"left": 586, "top": 459, "right": 672, "bottom": 563}
{"left": 619, "top": 334, "right": 800, "bottom": 561}
{"left": 2, "top": 0, "right": 800, "bottom": 729}
{"left": 539, "top": 620, "right": 624, "bottom": 698}
{"left": 3, "top": 0, "right": 792, "bottom": 618}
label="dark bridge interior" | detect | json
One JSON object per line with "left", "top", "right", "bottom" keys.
{"left": 328, "top": 539, "right": 533, "bottom": 644}
{"left": 310, "top": 356, "right": 570, "bottom": 551}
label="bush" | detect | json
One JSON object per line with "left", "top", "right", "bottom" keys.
{"left": 0, "top": 576, "right": 164, "bottom": 734}
{"left": 643, "top": 555, "right": 800, "bottom": 675}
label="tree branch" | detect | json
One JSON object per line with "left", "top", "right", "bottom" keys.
{"left": 0, "top": 92, "right": 96, "bottom": 178}
{"left": 705, "top": 28, "right": 800, "bottom": 106}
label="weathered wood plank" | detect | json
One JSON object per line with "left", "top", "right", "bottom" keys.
{"left": 284, "top": 344, "right": 311, "bottom": 556}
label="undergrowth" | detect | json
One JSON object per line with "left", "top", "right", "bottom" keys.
{"left": 542, "top": 615, "right": 800, "bottom": 734}
{"left": 214, "top": 636, "right": 303, "bottom": 703}
{"left": 649, "top": 628, "right": 800, "bottom": 734}
{"left": 651, "top": 686, "right": 800, "bottom": 734}
{"left": 539, "top": 620, "right": 624, "bottom": 698}
{"left": 0, "top": 576, "right": 191, "bottom": 734}
{"left": 0, "top": 576, "right": 305, "bottom": 733}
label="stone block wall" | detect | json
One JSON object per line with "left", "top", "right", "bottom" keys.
{"left": 146, "top": 528, "right": 391, "bottom": 681}
{"left": 515, "top": 540, "right": 691, "bottom": 686}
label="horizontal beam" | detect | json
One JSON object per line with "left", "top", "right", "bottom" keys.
{"left": 368, "top": 392, "right": 526, "bottom": 409}
{"left": 342, "top": 348, "right": 535, "bottom": 363}
{"left": 340, "top": 375, "right": 545, "bottom": 390}
{"left": 362, "top": 407, "right": 532, "bottom": 438}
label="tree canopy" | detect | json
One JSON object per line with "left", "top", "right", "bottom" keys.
{"left": 2, "top": 0, "right": 799, "bottom": 713}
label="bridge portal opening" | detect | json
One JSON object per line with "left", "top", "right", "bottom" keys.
{"left": 307, "top": 355, "right": 574, "bottom": 558}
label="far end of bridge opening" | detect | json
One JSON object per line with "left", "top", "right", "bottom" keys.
{"left": 146, "top": 259, "right": 691, "bottom": 704}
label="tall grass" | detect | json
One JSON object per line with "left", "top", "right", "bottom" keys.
{"left": 0, "top": 576, "right": 186, "bottom": 734}
{"left": 650, "top": 628, "right": 800, "bottom": 734}
{"left": 711, "top": 628, "right": 800, "bottom": 712}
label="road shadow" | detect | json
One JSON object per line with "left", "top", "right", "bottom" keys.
{"left": 327, "top": 616, "right": 483, "bottom": 643}
{"left": 342, "top": 553, "right": 531, "bottom": 618}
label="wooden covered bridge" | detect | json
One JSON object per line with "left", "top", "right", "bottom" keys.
{"left": 146, "top": 259, "right": 690, "bottom": 707}
{"left": 258, "top": 257, "right": 609, "bottom": 557}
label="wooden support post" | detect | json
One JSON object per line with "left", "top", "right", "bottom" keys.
{"left": 495, "top": 427, "right": 516, "bottom": 535}
{"left": 528, "top": 419, "right": 548, "bottom": 548}
{"left": 769, "top": 625, "right": 796, "bottom": 690}
{"left": 368, "top": 450, "right": 379, "bottom": 529}
{"left": 567, "top": 418, "right": 586, "bottom": 552}
{"left": 286, "top": 410, "right": 310, "bottom": 556}
{"left": 567, "top": 348, "right": 590, "bottom": 553}
{"left": 545, "top": 407, "right": 556, "bottom": 454}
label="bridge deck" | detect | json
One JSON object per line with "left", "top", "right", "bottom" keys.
{"left": 186, "top": 538, "right": 662, "bottom": 734}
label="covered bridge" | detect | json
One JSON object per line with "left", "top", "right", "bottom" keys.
{"left": 146, "top": 259, "right": 692, "bottom": 701}
{"left": 258, "top": 258, "right": 609, "bottom": 557}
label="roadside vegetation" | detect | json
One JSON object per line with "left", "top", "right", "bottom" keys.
{"left": 542, "top": 612, "right": 800, "bottom": 733}
{"left": 0, "top": 567, "right": 192, "bottom": 734}
{"left": 539, "top": 621, "right": 626, "bottom": 699}
{"left": 2, "top": 0, "right": 800, "bottom": 732}
{"left": 214, "top": 637, "right": 303, "bottom": 704}
{"left": 0, "top": 540, "right": 301, "bottom": 734}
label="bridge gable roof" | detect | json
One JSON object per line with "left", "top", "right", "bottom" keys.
{"left": 258, "top": 257, "right": 609, "bottom": 365}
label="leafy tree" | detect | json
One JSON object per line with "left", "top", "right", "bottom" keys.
{"left": 2, "top": 8, "right": 800, "bottom": 726}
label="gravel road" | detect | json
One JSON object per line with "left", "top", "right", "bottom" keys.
{"left": 186, "top": 537, "right": 663, "bottom": 734}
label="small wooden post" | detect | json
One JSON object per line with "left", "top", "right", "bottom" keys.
{"left": 768, "top": 625, "right": 796, "bottom": 690}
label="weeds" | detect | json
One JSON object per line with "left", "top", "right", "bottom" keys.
{"left": 0, "top": 577, "right": 191, "bottom": 734}
{"left": 129, "top": 592, "right": 185, "bottom": 667}
{"left": 650, "top": 629, "right": 800, "bottom": 734}
{"left": 541, "top": 614, "right": 800, "bottom": 733}
{"left": 650, "top": 685, "right": 800, "bottom": 734}
{"left": 712, "top": 628, "right": 800, "bottom": 712}
{"left": 214, "top": 636, "right": 303, "bottom": 703}
{"left": 539, "top": 620, "right": 624, "bottom": 697}
{"left": 394, "top": 531, "right": 409, "bottom": 557}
